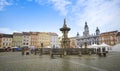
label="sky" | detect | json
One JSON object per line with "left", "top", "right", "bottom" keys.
{"left": 0, "top": 0, "right": 120, "bottom": 37}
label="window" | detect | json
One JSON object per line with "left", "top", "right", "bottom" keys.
{"left": 23, "top": 43, "right": 25, "bottom": 45}
{"left": 3, "top": 43, "right": 5, "bottom": 46}
{"left": 6, "top": 43, "right": 8, "bottom": 46}
{"left": 26, "top": 43, "right": 28, "bottom": 45}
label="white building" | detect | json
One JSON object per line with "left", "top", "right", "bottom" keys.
{"left": 49, "top": 32, "right": 59, "bottom": 48}
{"left": 22, "top": 32, "right": 30, "bottom": 47}
{"left": 77, "top": 22, "right": 100, "bottom": 48}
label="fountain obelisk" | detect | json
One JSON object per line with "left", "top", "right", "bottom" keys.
{"left": 60, "top": 18, "right": 71, "bottom": 48}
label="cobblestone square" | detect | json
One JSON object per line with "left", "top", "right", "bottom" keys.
{"left": 0, "top": 52, "right": 120, "bottom": 71}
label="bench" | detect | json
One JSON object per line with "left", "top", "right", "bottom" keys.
{"left": 50, "top": 49, "right": 64, "bottom": 58}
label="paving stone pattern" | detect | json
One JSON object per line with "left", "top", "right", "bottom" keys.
{"left": 0, "top": 52, "right": 120, "bottom": 71}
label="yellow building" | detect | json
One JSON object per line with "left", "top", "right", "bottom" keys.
{"left": 38, "top": 32, "right": 50, "bottom": 48}
{"left": 30, "top": 32, "right": 39, "bottom": 48}
{"left": 1, "top": 34, "right": 13, "bottom": 48}
{"left": 12, "top": 33, "right": 22, "bottom": 47}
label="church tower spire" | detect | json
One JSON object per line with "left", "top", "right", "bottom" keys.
{"left": 96, "top": 27, "right": 100, "bottom": 35}
{"left": 85, "top": 21, "right": 88, "bottom": 29}
{"left": 77, "top": 32, "right": 80, "bottom": 37}
{"left": 83, "top": 21, "right": 89, "bottom": 37}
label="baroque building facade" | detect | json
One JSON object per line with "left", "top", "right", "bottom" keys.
{"left": 76, "top": 22, "right": 100, "bottom": 48}
{"left": 99, "top": 31, "right": 118, "bottom": 46}
{"left": 0, "top": 34, "right": 13, "bottom": 48}
{"left": 0, "top": 34, "right": 2, "bottom": 48}
{"left": 30, "top": 32, "right": 39, "bottom": 48}
{"left": 69, "top": 37, "right": 77, "bottom": 48}
{"left": 48, "top": 32, "right": 59, "bottom": 48}
{"left": 38, "top": 32, "right": 50, "bottom": 48}
{"left": 116, "top": 32, "right": 120, "bottom": 44}
{"left": 12, "top": 32, "right": 22, "bottom": 47}
{"left": 22, "top": 32, "right": 30, "bottom": 47}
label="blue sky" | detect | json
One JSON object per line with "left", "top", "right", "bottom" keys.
{"left": 0, "top": 0, "right": 120, "bottom": 37}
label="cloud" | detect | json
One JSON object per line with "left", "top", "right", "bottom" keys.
{"left": 30, "top": 0, "right": 71, "bottom": 16}
{"left": 32, "top": 0, "right": 120, "bottom": 33}
{"left": 48, "top": 0, "right": 71, "bottom": 16}
{"left": 0, "top": 0, "right": 12, "bottom": 11}
{"left": 1, "top": 0, "right": 120, "bottom": 35}
{"left": 71, "top": 0, "right": 120, "bottom": 34}
{"left": 0, "top": 28, "right": 17, "bottom": 34}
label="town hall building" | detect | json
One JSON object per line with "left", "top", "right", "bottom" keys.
{"left": 76, "top": 22, "right": 100, "bottom": 48}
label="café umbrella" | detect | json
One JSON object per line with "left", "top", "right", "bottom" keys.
{"left": 89, "top": 44, "right": 99, "bottom": 49}
{"left": 99, "top": 43, "right": 110, "bottom": 51}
